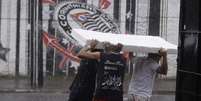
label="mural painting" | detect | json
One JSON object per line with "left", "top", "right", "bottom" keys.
{"left": 43, "top": 1, "right": 120, "bottom": 76}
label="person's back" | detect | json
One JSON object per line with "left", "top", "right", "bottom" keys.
{"left": 128, "top": 48, "right": 168, "bottom": 101}
{"left": 68, "top": 49, "right": 101, "bottom": 101}
{"left": 128, "top": 57, "right": 160, "bottom": 98}
{"left": 77, "top": 41, "right": 126, "bottom": 101}
{"left": 94, "top": 52, "right": 126, "bottom": 101}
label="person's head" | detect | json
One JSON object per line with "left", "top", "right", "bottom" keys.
{"left": 89, "top": 40, "right": 99, "bottom": 49}
{"left": 103, "top": 42, "right": 116, "bottom": 52}
{"left": 88, "top": 40, "right": 105, "bottom": 52}
{"left": 114, "top": 43, "right": 123, "bottom": 53}
{"left": 103, "top": 42, "right": 123, "bottom": 53}
{"left": 148, "top": 53, "right": 161, "bottom": 62}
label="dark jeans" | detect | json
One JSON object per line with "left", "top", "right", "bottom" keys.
{"left": 68, "top": 87, "right": 94, "bottom": 101}
{"left": 93, "top": 96, "right": 123, "bottom": 101}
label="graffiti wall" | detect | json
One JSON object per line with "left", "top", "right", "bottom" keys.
{"left": 42, "top": 0, "right": 120, "bottom": 77}
{"left": 0, "top": 0, "right": 180, "bottom": 80}
{"left": 0, "top": 0, "right": 28, "bottom": 76}
{"left": 0, "top": 0, "right": 118, "bottom": 76}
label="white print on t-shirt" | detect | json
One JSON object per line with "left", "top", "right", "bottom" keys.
{"left": 104, "top": 66, "right": 118, "bottom": 70}
{"left": 105, "top": 60, "right": 124, "bottom": 66}
{"left": 101, "top": 72, "right": 122, "bottom": 91}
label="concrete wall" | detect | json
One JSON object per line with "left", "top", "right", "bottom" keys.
{"left": 0, "top": 0, "right": 28, "bottom": 76}
{"left": 0, "top": 0, "right": 17, "bottom": 75}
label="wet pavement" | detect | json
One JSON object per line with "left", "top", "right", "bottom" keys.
{"left": 0, "top": 75, "right": 175, "bottom": 101}
{"left": 0, "top": 93, "right": 175, "bottom": 101}
{"left": 0, "top": 93, "right": 69, "bottom": 101}
{"left": 0, "top": 76, "right": 71, "bottom": 101}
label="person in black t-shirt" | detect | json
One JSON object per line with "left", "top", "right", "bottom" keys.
{"left": 78, "top": 41, "right": 126, "bottom": 101}
{"left": 68, "top": 40, "right": 101, "bottom": 101}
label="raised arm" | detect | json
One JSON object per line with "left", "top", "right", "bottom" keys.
{"left": 77, "top": 40, "right": 100, "bottom": 60}
{"left": 157, "top": 48, "right": 168, "bottom": 75}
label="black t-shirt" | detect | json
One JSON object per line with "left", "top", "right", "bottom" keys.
{"left": 71, "top": 59, "right": 97, "bottom": 88}
{"left": 69, "top": 59, "right": 97, "bottom": 101}
{"left": 70, "top": 49, "right": 102, "bottom": 91}
{"left": 94, "top": 52, "right": 126, "bottom": 98}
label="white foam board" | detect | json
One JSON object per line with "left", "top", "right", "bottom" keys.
{"left": 71, "top": 29, "right": 177, "bottom": 54}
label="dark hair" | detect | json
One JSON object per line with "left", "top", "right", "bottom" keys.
{"left": 91, "top": 48, "right": 104, "bottom": 52}
{"left": 115, "top": 43, "right": 123, "bottom": 52}
{"left": 102, "top": 42, "right": 112, "bottom": 52}
{"left": 148, "top": 53, "right": 161, "bottom": 61}
{"left": 102, "top": 42, "right": 123, "bottom": 53}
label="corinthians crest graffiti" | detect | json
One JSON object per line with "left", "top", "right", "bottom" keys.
{"left": 54, "top": 2, "right": 120, "bottom": 43}
{"left": 43, "top": 2, "right": 120, "bottom": 69}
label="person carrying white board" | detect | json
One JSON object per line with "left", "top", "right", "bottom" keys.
{"left": 127, "top": 48, "right": 168, "bottom": 101}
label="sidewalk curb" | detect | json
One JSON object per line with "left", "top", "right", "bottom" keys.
{"left": 0, "top": 89, "right": 68, "bottom": 93}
